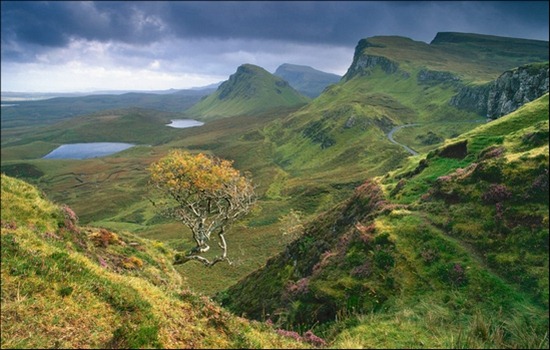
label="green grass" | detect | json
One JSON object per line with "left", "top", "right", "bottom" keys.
{"left": 220, "top": 95, "right": 549, "bottom": 348}
{"left": 1, "top": 174, "right": 310, "bottom": 349}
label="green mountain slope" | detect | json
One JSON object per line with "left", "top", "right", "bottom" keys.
{"left": 259, "top": 33, "right": 548, "bottom": 213}
{"left": 220, "top": 94, "right": 549, "bottom": 348}
{"left": 0, "top": 174, "right": 309, "bottom": 349}
{"left": 185, "top": 64, "right": 310, "bottom": 121}
{"left": 345, "top": 32, "right": 548, "bottom": 84}
{"left": 274, "top": 63, "right": 341, "bottom": 98}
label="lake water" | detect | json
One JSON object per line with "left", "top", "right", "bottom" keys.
{"left": 43, "top": 142, "right": 135, "bottom": 159}
{"left": 166, "top": 119, "right": 204, "bottom": 128}
{"left": 41, "top": 119, "right": 202, "bottom": 159}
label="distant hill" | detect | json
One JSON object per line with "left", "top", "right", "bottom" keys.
{"left": 0, "top": 90, "right": 211, "bottom": 129}
{"left": 184, "top": 64, "right": 310, "bottom": 121}
{"left": 274, "top": 63, "right": 341, "bottom": 98}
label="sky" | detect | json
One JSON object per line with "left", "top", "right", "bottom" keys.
{"left": 1, "top": 1, "right": 548, "bottom": 93}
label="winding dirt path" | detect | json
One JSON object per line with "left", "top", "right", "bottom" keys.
{"left": 387, "top": 124, "right": 419, "bottom": 156}
{"left": 387, "top": 120, "right": 486, "bottom": 156}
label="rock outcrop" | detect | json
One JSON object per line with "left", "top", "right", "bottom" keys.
{"left": 417, "top": 69, "right": 460, "bottom": 85}
{"left": 343, "top": 39, "right": 399, "bottom": 81}
{"left": 486, "top": 64, "right": 549, "bottom": 118}
{"left": 449, "top": 84, "right": 491, "bottom": 116}
{"left": 450, "top": 63, "right": 549, "bottom": 119}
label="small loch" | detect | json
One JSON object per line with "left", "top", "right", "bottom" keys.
{"left": 166, "top": 119, "right": 204, "bottom": 128}
{"left": 43, "top": 142, "right": 135, "bottom": 159}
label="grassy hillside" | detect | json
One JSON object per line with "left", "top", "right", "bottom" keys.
{"left": 256, "top": 32, "right": 548, "bottom": 216}
{"left": 0, "top": 174, "right": 310, "bottom": 349}
{"left": 220, "top": 94, "right": 549, "bottom": 348}
{"left": 0, "top": 106, "right": 309, "bottom": 298}
{"left": 353, "top": 33, "right": 548, "bottom": 84}
{"left": 185, "top": 64, "right": 310, "bottom": 121}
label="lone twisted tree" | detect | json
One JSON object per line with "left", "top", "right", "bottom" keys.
{"left": 148, "top": 150, "right": 255, "bottom": 267}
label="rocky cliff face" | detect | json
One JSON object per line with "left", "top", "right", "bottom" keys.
{"left": 486, "top": 64, "right": 549, "bottom": 118}
{"left": 450, "top": 63, "right": 549, "bottom": 119}
{"left": 343, "top": 39, "right": 399, "bottom": 81}
{"left": 449, "top": 84, "right": 490, "bottom": 116}
{"left": 417, "top": 69, "right": 460, "bottom": 85}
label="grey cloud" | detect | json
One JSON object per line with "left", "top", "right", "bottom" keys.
{"left": 1, "top": 1, "right": 547, "bottom": 92}
{"left": 3, "top": 1, "right": 548, "bottom": 51}
{"left": 1, "top": 2, "right": 167, "bottom": 46}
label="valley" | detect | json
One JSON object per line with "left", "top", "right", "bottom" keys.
{"left": 1, "top": 31, "right": 548, "bottom": 348}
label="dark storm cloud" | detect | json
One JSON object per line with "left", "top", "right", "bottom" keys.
{"left": 3, "top": 1, "right": 548, "bottom": 52}
{"left": 1, "top": 1, "right": 167, "bottom": 61}
{"left": 1, "top": 1, "right": 548, "bottom": 92}
{"left": 1, "top": 1, "right": 166, "bottom": 46}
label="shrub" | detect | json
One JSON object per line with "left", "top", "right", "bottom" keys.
{"left": 449, "top": 263, "right": 467, "bottom": 286}
{"left": 373, "top": 245, "right": 395, "bottom": 270}
{"left": 89, "top": 228, "right": 121, "bottom": 247}
{"left": 303, "top": 330, "right": 327, "bottom": 347}
{"left": 531, "top": 168, "right": 549, "bottom": 195}
{"left": 478, "top": 146, "right": 505, "bottom": 160}
{"left": 1, "top": 220, "right": 17, "bottom": 230}
{"left": 60, "top": 205, "right": 79, "bottom": 233}
{"left": 121, "top": 256, "right": 144, "bottom": 269}
{"left": 285, "top": 278, "right": 310, "bottom": 296}
{"left": 482, "top": 184, "right": 512, "bottom": 204}
{"left": 421, "top": 248, "right": 438, "bottom": 264}
{"left": 275, "top": 329, "right": 302, "bottom": 342}
{"left": 351, "top": 261, "right": 372, "bottom": 277}
{"left": 437, "top": 262, "right": 468, "bottom": 287}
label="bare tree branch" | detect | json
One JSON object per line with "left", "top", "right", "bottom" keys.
{"left": 148, "top": 150, "right": 255, "bottom": 267}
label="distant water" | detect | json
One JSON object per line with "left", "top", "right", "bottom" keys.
{"left": 43, "top": 142, "right": 135, "bottom": 159}
{"left": 1, "top": 104, "right": 18, "bottom": 107}
{"left": 166, "top": 119, "right": 204, "bottom": 128}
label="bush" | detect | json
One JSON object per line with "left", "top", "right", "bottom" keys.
{"left": 482, "top": 184, "right": 512, "bottom": 204}
{"left": 121, "top": 256, "right": 144, "bottom": 269}
{"left": 89, "top": 228, "right": 121, "bottom": 247}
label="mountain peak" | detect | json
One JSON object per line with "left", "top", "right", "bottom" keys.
{"left": 185, "top": 63, "right": 308, "bottom": 120}
{"left": 216, "top": 63, "right": 290, "bottom": 101}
